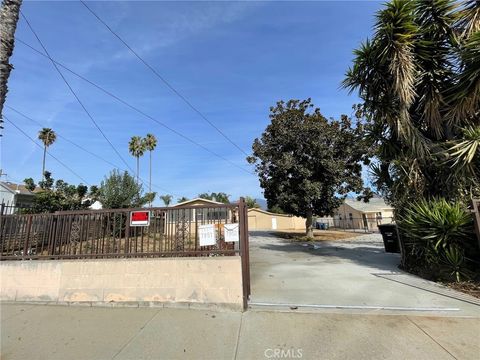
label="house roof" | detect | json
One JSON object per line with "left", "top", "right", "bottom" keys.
{"left": 247, "top": 208, "right": 295, "bottom": 218}
{"left": 172, "top": 197, "right": 225, "bottom": 207}
{"left": 0, "top": 182, "right": 40, "bottom": 196}
{"left": 344, "top": 197, "right": 393, "bottom": 213}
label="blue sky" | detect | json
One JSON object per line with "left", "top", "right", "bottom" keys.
{"left": 1, "top": 0, "right": 381, "bottom": 205}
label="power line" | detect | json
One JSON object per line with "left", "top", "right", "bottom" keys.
{"left": 80, "top": 0, "right": 249, "bottom": 157}
{"left": 6, "top": 106, "right": 122, "bottom": 170}
{"left": 15, "top": 37, "right": 255, "bottom": 175}
{"left": 3, "top": 115, "right": 90, "bottom": 185}
{"left": 6, "top": 106, "right": 178, "bottom": 196}
{"left": 20, "top": 12, "right": 135, "bottom": 175}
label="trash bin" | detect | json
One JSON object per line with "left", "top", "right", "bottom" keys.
{"left": 378, "top": 224, "right": 400, "bottom": 253}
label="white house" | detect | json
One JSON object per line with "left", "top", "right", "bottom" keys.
{"left": 333, "top": 197, "right": 394, "bottom": 230}
{"left": 0, "top": 181, "right": 38, "bottom": 209}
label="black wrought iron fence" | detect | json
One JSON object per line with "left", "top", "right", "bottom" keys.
{"left": 315, "top": 216, "right": 394, "bottom": 233}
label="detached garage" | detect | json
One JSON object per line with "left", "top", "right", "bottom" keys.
{"left": 248, "top": 208, "right": 305, "bottom": 231}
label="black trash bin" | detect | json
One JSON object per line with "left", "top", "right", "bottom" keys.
{"left": 378, "top": 224, "right": 400, "bottom": 253}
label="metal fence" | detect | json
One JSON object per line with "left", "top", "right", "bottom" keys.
{"left": 0, "top": 201, "right": 32, "bottom": 216}
{"left": 0, "top": 202, "right": 247, "bottom": 260}
{"left": 315, "top": 216, "right": 395, "bottom": 233}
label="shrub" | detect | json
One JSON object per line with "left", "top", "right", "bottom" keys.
{"left": 398, "top": 198, "right": 478, "bottom": 282}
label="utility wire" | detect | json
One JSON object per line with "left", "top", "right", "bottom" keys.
{"left": 16, "top": 37, "right": 255, "bottom": 175}
{"left": 6, "top": 106, "right": 178, "bottom": 196}
{"left": 20, "top": 12, "right": 135, "bottom": 175}
{"left": 7, "top": 106, "right": 122, "bottom": 170}
{"left": 3, "top": 116, "right": 90, "bottom": 185}
{"left": 80, "top": 0, "right": 249, "bottom": 157}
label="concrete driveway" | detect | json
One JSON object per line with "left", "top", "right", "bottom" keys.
{"left": 249, "top": 231, "right": 480, "bottom": 316}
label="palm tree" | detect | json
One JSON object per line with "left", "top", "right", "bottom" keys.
{"left": 160, "top": 194, "right": 172, "bottom": 207}
{"left": 38, "top": 128, "right": 56, "bottom": 180}
{"left": 143, "top": 133, "right": 157, "bottom": 198}
{"left": 0, "top": 0, "right": 23, "bottom": 128}
{"left": 128, "top": 135, "right": 146, "bottom": 185}
{"left": 343, "top": 0, "right": 480, "bottom": 209}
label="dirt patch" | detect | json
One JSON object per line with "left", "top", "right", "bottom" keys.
{"left": 444, "top": 281, "right": 480, "bottom": 299}
{"left": 272, "top": 229, "right": 362, "bottom": 242}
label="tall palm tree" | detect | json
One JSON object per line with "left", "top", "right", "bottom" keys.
{"left": 0, "top": 0, "right": 23, "bottom": 128}
{"left": 38, "top": 128, "right": 56, "bottom": 180}
{"left": 128, "top": 135, "right": 146, "bottom": 185}
{"left": 160, "top": 194, "right": 172, "bottom": 207}
{"left": 343, "top": 0, "right": 480, "bottom": 209}
{"left": 143, "top": 133, "right": 157, "bottom": 197}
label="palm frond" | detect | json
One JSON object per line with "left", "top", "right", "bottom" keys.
{"left": 454, "top": 0, "right": 480, "bottom": 39}
{"left": 448, "top": 32, "right": 480, "bottom": 124}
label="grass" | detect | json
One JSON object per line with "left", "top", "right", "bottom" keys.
{"left": 272, "top": 229, "right": 363, "bottom": 242}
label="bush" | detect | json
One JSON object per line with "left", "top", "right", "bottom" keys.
{"left": 398, "top": 198, "right": 478, "bottom": 282}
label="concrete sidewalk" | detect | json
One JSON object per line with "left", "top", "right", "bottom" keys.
{"left": 1, "top": 303, "right": 479, "bottom": 360}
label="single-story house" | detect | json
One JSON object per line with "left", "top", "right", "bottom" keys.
{"left": 172, "top": 198, "right": 306, "bottom": 231}
{"left": 333, "top": 197, "right": 394, "bottom": 230}
{"left": 0, "top": 181, "right": 38, "bottom": 209}
{"left": 171, "top": 198, "right": 231, "bottom": 223}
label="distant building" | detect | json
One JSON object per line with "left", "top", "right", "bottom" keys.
{"left": 333, "top": 197, "right": 394, "bottom": 231}
{"left": 247, "top": 208, "right": 306, "bottom": 231}
{"left": 0, "top": 181, "right": 39, "bottom": 208}
{"left": 82, "top": 198, "right": 103, "bottom": 210}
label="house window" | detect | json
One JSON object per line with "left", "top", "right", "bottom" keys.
{"left": 376, "top": 212, "right": 382, "bottom": 220}
{"left": 195, "top": 208, "right": 228, "bottom": 222}
{"left": 349, "top": 213, "right": 353, "bottom": 220}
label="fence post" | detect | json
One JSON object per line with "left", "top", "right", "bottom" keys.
{"left": 23, "top": 215, "right": 33, "bottom": 257}
{"left": 239, "top": 197, "right": 250, "bottom": 311}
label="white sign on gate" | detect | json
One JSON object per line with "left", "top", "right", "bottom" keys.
{"left": 198, "top": 224, "right": 216, "bottom": 246}
{"left": 224, "top": 223, "right": 240, "bottom": 242}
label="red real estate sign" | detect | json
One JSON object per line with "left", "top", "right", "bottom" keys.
{"left": 130, "top": 211, "right": 151, "bottom": 226}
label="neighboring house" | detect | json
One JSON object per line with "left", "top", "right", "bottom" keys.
{"left": 171, "top": 198, "right": 306, "bottom": 231}
{"left": 171, "top": 198, "right": 231, "bottom": 223}
{"left": 173, "top": 198, "right": 225, "bottom": 208}
{"left": 333, "top": 197, "right": 394, "bottom": 231}
{"left": 0, "top": 181, "right": 38, "bottom": 209}
{"left": 247, "top": 208, "right": 305, "bottom": 231}
{"left": 81, "top": 198, "right": 103, "bottom": 210}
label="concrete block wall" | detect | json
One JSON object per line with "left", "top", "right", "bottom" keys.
{"left": 0, "top": 257, "right": 243, "bottom": 310}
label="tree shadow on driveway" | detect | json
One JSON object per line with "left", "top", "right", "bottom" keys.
{"left": 252, "top": 235, "right": 401, "bottom": 273}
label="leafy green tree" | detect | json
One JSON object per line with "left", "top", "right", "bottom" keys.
{"left": 128, "top": 135, "right": 146, "bottom": 185}
{"left": 38, "top": 171, "right": 54, "bottom": 190}
{"left": 38, "top": 128, "right": 56, "bottom": 181}
{"left": 268, "top": 205, "right": 285, "bottom": 214}
{"left": 76, "top": 184, "right": 88, "bottom": 199}
{"left": 144, "top": 133, "right": 157, "bottom": 204}
{"left": 245, "top": 196, "right": 260, "bottom": 209}
{"left": 177, "top": 196, "right": 189, "bottom": 204}
{"left": 198, "top": 192, "right": 231, "bottom": 204}
{"left": 343, "top": 0, "right": 480, "bottom": 210}
{"left": 23, "top": 178, "right": 36, "bottom": 192}
{"left": 25, "top": 173, "right": 91, "bottom": 213}
{"left": 248, "top": 99, "right": 371, "bottom": 237}
{"left": 89, "top": 185, "right": 100, "bottom": 200}
{"left": 160, "top": 194, "right": 173, "bottom": 206}
{"left": 98, "top": 169, "right": 147, "bottom": 209}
